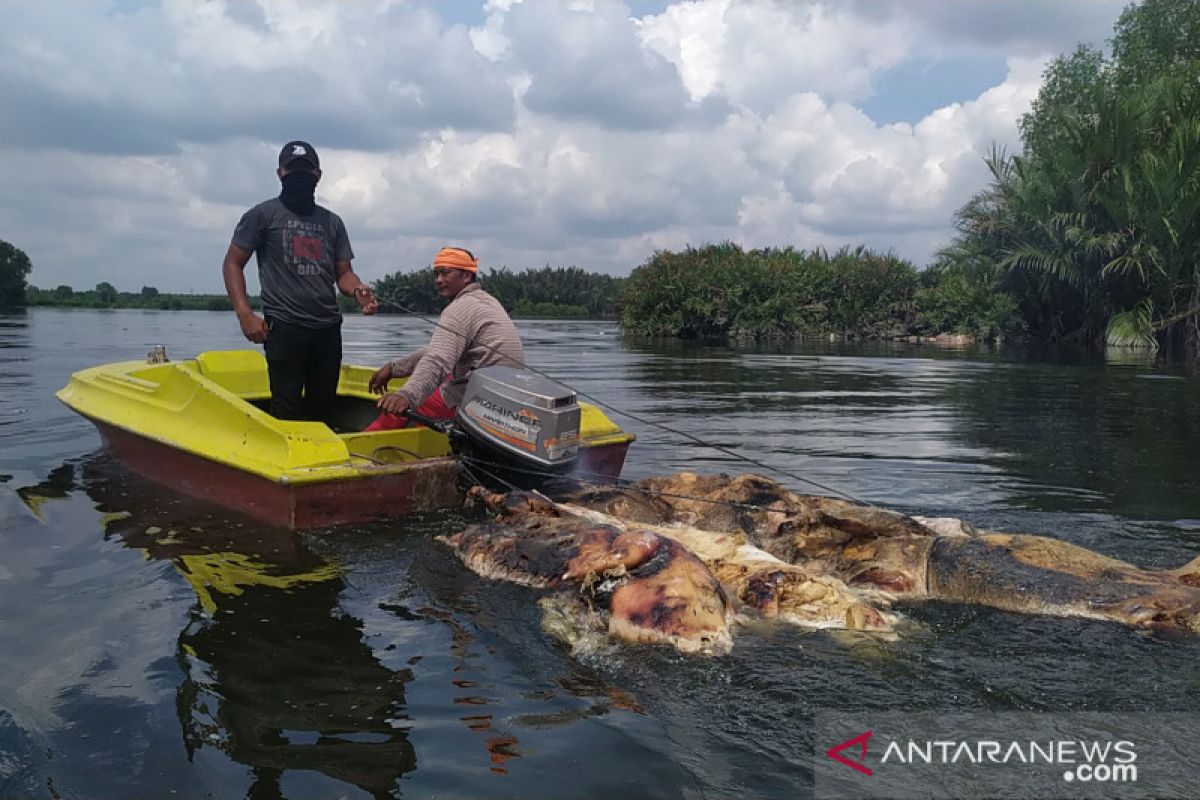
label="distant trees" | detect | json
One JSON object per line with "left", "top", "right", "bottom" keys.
{"left": 485, "top": 266, "right": 625, "bottom": 318}
{"left": 372, "top": 246, "right": 1019, "bottom": 341}
{"left": 372, "top": 265, "right": 626, "bottom": 318}
{"left": 0, "top": 240, "right": 32, "bottom": 307}
{"left": 371, "top": 269, "right": 441, "bottom": 314}
{"left": 25, "top": 283, "right": 251, "bottom": 311}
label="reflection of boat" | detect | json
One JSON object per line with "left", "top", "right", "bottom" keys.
{"left": 56, "top": 349, "right": 635, "bottom": 528}
{"left": 177, "top": 565, "right": 417, "bottom": 798}
{"left": 18, "top": 456, "right": 418, "bottom": 797}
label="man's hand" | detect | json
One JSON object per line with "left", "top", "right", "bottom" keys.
{"left": 377, "top": 392, "right": 411, "bottom": 417}
{"left": 237, "top": 309, "right": 269, "bottom": 343}
{"left": 355, "top": 286, "right": 379, "bottom": 315}
{"left": 368, "top": 363, "right": 393, "bottom": 394}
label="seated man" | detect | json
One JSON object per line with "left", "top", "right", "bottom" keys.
{"left": 366, "top": 247, "right": 525, "bottom": 430}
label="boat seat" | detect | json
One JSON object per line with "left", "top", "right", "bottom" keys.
{"left": 195, "top": 350, "right": 271, "bottom": 398}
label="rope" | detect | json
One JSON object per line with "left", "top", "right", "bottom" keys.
{"left": 368, "top": 286, "right": 874, "bottom": 509}
{"left": 455, "top": 453, "right": 822, "bottom": 515}
{"left": 457, "top": 453, "right": 523, "bottom": 495}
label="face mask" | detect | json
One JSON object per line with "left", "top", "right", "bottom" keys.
{"left": 279, "top": 171, "right": 319, "bottom": 214}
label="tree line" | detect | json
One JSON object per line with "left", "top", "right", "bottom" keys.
{"left": 22, "top": 282, "right": 240, "bottom": 311}
{"left": 617, "top": 242, "right": 1015, "bottom": 341}
{"left": 371, "top": 264, "right": 625, "bottom": 318}
{"left": 1, "top": 242, "right": 1013, "bottom": 342}
{"left": 4, "top": 0, "right": 1197, "bottom": 359}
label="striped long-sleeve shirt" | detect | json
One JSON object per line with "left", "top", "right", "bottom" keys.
{"left": 390, "top": 283, "right": 525, "bottom": 409}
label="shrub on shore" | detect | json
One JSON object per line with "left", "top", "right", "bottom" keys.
{"left": 619, "top": 242, "right": 934, "bottom": 341}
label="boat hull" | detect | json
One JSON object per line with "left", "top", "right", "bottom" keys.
{"left": 59, "top": 350, "right": 636, "bottom": 529}
{"left": 89, "top": 417, "right": 465, "bottom": 529}
{"left": 91, "top": 417, "right": 632, "bottom": 528}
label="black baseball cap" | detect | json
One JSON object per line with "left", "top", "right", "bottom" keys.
{"left": 278, "top": 140, "right": 319, "bottom": 169}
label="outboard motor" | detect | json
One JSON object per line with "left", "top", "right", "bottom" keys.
{"left": 447, "top": 365, "right": 580, "bottom": 491}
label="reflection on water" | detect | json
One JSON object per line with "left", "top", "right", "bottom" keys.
{"left": 10, "top": 451, "right": 691, "bottom": 798}
{"left": 4, "top": 310, "right": 1200, "bottom": 799}
{"left": 619, "top": 336, "right": 1200, "bottom": 532}
{"left": 177, "top": 579, "right": 415, "bottom": 799}
{"left": 17, "top": 456, "right": 417, "bottom": 799}
{"left": 0, "top": 310, "right": 31, "bottom": 438}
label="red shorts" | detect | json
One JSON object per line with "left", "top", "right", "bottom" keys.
{"left": 364, "top": 385, "right": 455, "bottom": 431}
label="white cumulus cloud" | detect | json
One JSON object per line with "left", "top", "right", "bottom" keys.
{"left": 0, "top": 0, "right": 1128, "bottom": 292}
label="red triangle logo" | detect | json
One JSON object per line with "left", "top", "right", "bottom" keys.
{"left": 826, "top": 730, "right": 874, "bottom": 776}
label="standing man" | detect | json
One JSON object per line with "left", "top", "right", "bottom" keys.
{"left": 222, "top": 140, "right": 378, "bottom": 423}
{"left": 366, "top": 247, "right": 524, "bottom": 430}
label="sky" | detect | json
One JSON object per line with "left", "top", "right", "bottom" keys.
{"left": 0, "top": 0, "right": 1131, "bottom": 293}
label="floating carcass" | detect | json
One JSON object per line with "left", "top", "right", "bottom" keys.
{"left": 441, "top": 472, "right": 1200, "bottom": 654}
{"left": 565, "top": 473, "right": 1200, "bottom": 636}
{"left": 439, "top": 490, "right": 735, "bottom": 655}
{"left": 439, "top": 484, "right": 895, "bottom": 655}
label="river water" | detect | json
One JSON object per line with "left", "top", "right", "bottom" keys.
{"left": 1, "top": 308, "right": 1199, "bottom": 799}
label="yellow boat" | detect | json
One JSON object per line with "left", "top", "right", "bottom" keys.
{"left": 56, "top": 349, "right": 635, "bottom": 529}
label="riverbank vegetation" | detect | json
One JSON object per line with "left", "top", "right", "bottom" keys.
{"left": 372, "top": 265, "right": 626, "bottom": 318}
{"left": 934, "top": 0, "right": 1200, "bottom": 357}
{"left": 23, "top": 282, "right": 241, "bottom": 311}
{"left": 0, "top": 241, "right": 32, "bottom": 308}
{"left": 619, "top": 243, "right": 1019, "bottom": 341}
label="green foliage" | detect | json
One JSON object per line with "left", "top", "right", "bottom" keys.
{"left": 25, "top": 283, "right": 255, "bottom": 312}
{"left": 485, "top": 266, "right": 625, "bottom": 318}
{"left": 914, "top": 244, "right": 1022, "bottom": 338}
{"left": 1106, "top": 297, "right": 1158, "bottom": 349}
{"left": 511, "top": 299, "right": 588, "bottom": 318}
{"left": 619, "top": 242, "right": 922, "bottom": 341}
{"left": 0, "top": 240, "right": 33, "bottom": 307}
{"left": 942, "top": 0, "right": 1200, "bottom": 357}
{"left": 371, "top": 265, "right": 626, "bottom": 318}
{"left": 1111, "top": 0, "right": 1200, "bottom": 86}
{"left": 372, "top": 269, "right": 440, "bottom": 314}
{"left": 1019, "top": 45, "right": 1108, "bottom": 165}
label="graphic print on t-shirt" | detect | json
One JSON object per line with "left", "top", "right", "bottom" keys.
{"left": 283, "top": 219, "right": 328, "bottom": 278}
{"left": 293, "top": 236, "right": 322, "bottom": 260}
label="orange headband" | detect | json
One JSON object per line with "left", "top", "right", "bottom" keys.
{"left": 432, "top": 247, "right": 478, "bottom": 273}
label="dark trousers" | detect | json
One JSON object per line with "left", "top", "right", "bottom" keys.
{"left": 263, "top": 318, "right": 342, "bottom": 424}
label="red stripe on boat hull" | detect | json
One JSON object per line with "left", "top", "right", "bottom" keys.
{"left": 86, "top": 418, "right": 631, "bottom": 529}
{"left": 89, "top": 419, "right": 462, "bottom": 528}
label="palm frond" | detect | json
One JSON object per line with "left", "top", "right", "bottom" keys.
{"left": 1106, "top": 298, "right": 1158, "bottom": 349}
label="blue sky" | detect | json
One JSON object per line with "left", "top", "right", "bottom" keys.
{"left": 0, "top": 0, "right": 1128, "bottom": 292}
{"left": 861, "top": 54, "right": 1010, "bottom": 125}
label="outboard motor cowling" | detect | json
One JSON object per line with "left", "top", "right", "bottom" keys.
{"left": 450, "top": 366, "right": 580, "bottom": 490}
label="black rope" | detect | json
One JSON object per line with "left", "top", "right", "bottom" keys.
{"left": 454, "top": 452, "right": 822, "bottom": 515}
{"left": 369, "top": 287, "right": 872, "bottom": 508}
{"left": 452, "top": 452, "right": 631, "bottom": 488}
{"left": 457, "top": 454, "right": 523, "bottom": 495}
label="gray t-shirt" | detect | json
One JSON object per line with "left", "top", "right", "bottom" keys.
{"left": 231, "top": 198, "right": 354, "bottom": 328}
